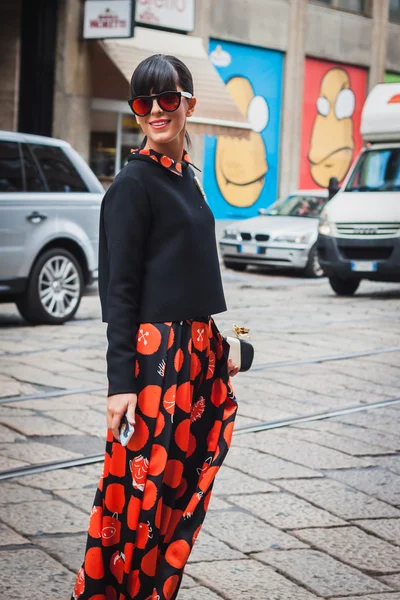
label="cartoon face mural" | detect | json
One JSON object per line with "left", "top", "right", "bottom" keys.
{"left": 204, "top": 40, "right": 284, "bottom": 219}
{"left": 299, "top": 58, "right": 367, "bottom": 190}
{"left": 215, "top": 76, "right": 268, "bottom": 208}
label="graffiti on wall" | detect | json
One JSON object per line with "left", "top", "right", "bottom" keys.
{"left": 299, "top": 58, "right": 367, "bottom": 190}
{"left": 204, "top": 40, "right": 284, "bottom": 219}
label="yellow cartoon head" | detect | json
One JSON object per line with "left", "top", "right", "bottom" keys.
{"left": 215, "top": 77, "right": 268, "bottom": 207}
{"left": 308, "top": 68, "right": 355, "bottom": 188}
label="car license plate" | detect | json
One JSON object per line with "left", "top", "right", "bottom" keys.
{"left": 351, "top": 261, "right": 377, "bottom": 272}
{"left": 241, "top": 243, "right": 259, "bottom": 255}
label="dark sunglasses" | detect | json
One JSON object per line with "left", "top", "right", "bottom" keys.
{"left": 128, "top": 90, "right": 193, "bottom": 117}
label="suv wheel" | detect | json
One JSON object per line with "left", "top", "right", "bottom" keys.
{"left": 329, "top": 276, "right": 360, "bottom": 296}
{"left": 16, "top": 248, "right": 83, "bottom": 325}
{"left": 304, "top": 244, "right": 324, "bottom": 278}
{"left": 223, "top": 261, "right": 247, "bottom": 272}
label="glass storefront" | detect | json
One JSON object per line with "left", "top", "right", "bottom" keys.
{"left": 90, "top": 109, "right": 142, "bottom": 189}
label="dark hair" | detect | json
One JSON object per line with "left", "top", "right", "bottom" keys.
{"left": 130, "top": 54, "right": 194, "bottom": 149}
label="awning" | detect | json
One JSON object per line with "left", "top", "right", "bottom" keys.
{"left": 99, "top": 27, "right": 251, "bottom": 138}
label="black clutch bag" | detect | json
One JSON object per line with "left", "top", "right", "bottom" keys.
{"left": 223, "top": 325, "right": 254, "bottom": 372}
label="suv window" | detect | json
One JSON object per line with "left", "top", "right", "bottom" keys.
{"left": 30, "top": 144, "right": 88, "bottom": 192}
{"left": 21, "top": 144, "right": 46, "bottom": 192}
{"left": 0, "top": 141, "right": 23, "bottom": 192}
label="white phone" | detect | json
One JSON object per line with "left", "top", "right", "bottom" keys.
{"left": 119, "top": 413, "right": 135, "bottom": 447}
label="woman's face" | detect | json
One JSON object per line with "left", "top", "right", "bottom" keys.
{"left": 135, "top": 85, "right": 196, "bottom": 147}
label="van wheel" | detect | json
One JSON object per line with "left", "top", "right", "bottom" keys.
{"left": 304, "top": 244, "right": 325, "bottom": 278}
{"left": 224, "top": 261, "right": 247, "bottom": 272}
{"left": 329, "top": 276, "right": 360, "bottom": 296}
{"left": 16, "top": 248, "right": 83, "bottom": 325}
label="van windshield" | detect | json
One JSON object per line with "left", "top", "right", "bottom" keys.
{"left": 346, "top": 148, "right": 400, "bottom": 192}
{"left": 266, "top": 194, "right": 329, "bottom": 218}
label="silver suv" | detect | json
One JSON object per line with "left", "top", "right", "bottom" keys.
{"left": 0, "top": 131, "right": 104, "bottom": 324}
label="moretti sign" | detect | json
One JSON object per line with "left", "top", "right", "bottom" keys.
{"left": 83, "top": 1, "right": 135, "bottom": 39}
{"left": 135, "top": 0, "right": 195, "bottom": 33}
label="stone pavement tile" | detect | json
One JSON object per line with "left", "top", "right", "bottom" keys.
{"left": 0, "top": 481, "right": 50, "bottom": 504}
{"left": 212, "top": 465, "right": 279, "bottom": 496}
{"left": 0, "top": 423, "right": 26, "bottom": 442}
{"left": 180, "top": 573, "right": 198, "bottom": 589}
{"left": 178, "top": 587, "right": 225, "bottom": 599}
{"left": 332, "top": 595, "right": 400, "bottom": 600}
{"left": 234, "top": 414, "right": 264, "bottom": 428}
{"left": 327, "top": 467, "right": 400, "bottom": 505}
{"left": 18, "top": 467, "right": 100, "bottom": 491}
{"left": 54, "top": 487, "right": 96, "bottom": 513}
{"left": 226, "top": 445, "right": 322, "bottom": 479}
{"left": 372, "top": 455, "right": 400, "bottom": 476}
{"left": 34, "top": 533, "right": 86, "bottom": 572}
{"left": 377, "top": 575, "right": 400, "bottom": 591}
{"left": 353, "top": 518, "right": 400, "bottom": 546}
{"left": 0, "top": 362, "right": 87, "bottom": 390}
{"left": 12, "top": 393, "right": 105, "bottom": 411}
{"left": 290, "top": 426, "right": 393, "bottom": 457}
{"left": 277, "top": 478, "right": 400, "bottom": 519}
{"left": 34, "top": 433, "right": 105, "bottom": 457}
{"left": 227, "top": 491, "right": 345, "bottom": 529}
{"left": 298, "top": 420, "right": 400, "bottom": 452}
{"left": 0, "top": 441, "right": 83, "bottom": 464}
{"left": 338, "top": 411, "right": 400, "bottom": 437}
{"left": 186, "top": 559, "right": 318, "bottom": 600}
{"left": 188, "top": 531, "right": 245, "bottom": 563}
{"left": 253, "top": 549, "right": 389, "bottom": 597}
{"left": 0, "top": 499, "right": 88, "bottom": 536}
{"left": 0, "top": 380, "right": 38, "bottom": 399}
{"left": 202, "top": 508, "right": 306, "bottom": 552}
{"left": 231, "top": 430, "right": 374, "bottom": 470}
{"left": 0, "top": 414, "right": 81, "bottom": 436}
{"left": 0, "top": 406, "right": 36, "bottom": 417}
{"left": 208, "top": 495, "right": 231, "bottom": 511}
{"left": 0, "top": 523, "right": 30, "bottom": 546}
{"left": 0, "top": 547, "right": 75, "bottom": 600}
{"left": 294, "top": 526, "right": 400, "bottom": 573}
{"left": 0, "top": 455, "right": 28, "bottom": 470}
{"left": 46, "top": 409, "right": 107, "bottom": 437}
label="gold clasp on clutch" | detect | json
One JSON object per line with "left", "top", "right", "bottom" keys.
{"left": 233, "top": 324, "right": 250, "bottom": 337}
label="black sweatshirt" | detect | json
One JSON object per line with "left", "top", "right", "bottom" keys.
{"left": 98, "top": 151, "right": 227, "bottom": 396}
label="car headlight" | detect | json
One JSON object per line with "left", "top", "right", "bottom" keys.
{"left": 318, "top": 213, "right": 332, "bottom": 236}
{"left": 223, "top": 228, "right": 239, "bottom": 240}
{"left": 275, "top": 233, "right": 309, "bottom": 244}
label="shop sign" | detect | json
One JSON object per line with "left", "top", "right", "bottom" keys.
{"left": 135, "top": 0, "right": 195, "bottom": 33}
{"left": 83, "top": 0, "right": 134, "bottom": 39}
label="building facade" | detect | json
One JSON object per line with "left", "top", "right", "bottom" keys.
{"left": 2, "top": 0, "right": 400, "bottom": 218}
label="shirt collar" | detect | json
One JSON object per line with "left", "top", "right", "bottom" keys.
{"left": 130, "top": 147, "right": 200, "bottom": 176}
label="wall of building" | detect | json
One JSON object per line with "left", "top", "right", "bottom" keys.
{"left": 0, "top": 0, "right": 21, "bottom": 131}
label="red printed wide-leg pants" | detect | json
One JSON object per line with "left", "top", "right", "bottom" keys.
{"left": 72, "top": 317, "right": 238, "bottom": 600}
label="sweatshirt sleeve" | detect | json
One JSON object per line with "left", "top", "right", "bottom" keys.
{"left": 102, "top": 175, "right": 151, "bottom": 396}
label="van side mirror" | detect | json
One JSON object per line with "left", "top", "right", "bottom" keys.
{"left": 328, "top": 177, "right": 340, "bottom": 199}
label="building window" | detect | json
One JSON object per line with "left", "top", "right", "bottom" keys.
{"left": 311, "top": 0, "right": 369, "bottom": 15}
{"left": 390, "top": 0, "right": 400, "bottom": 22}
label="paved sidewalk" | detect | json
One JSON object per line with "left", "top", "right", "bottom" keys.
{"left": 0, "top": 271, "right": 400, "bottom": 599}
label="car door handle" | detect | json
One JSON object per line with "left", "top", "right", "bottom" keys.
{"left": 27, "top": 211, "right": 48, "bottom": 224}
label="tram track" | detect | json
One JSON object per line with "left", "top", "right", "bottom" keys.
{"left": 1, "top": 395, "right": 399, "bottom": 482}
{"left": 1, "top": 344, "right": 399, "bottom": 405}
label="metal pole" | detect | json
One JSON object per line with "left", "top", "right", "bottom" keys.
{"left": 115, "top": 111, "right": 123, "bottom": 177}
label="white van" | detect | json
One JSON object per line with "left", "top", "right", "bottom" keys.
{"left": 318, "top": 83, "right": 400, "bottom": 295}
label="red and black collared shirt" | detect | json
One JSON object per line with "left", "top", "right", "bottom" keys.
{"left": 129, "top": 147, "right": 198, "bottom": 176}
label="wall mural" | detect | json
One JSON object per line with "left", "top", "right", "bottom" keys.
{"left": 299, "top": 58, "right": 367, "bottom": 190}
{"left": 204, "top": 40, "right": 284, "bottom": 219}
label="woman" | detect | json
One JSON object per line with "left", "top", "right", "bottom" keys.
{"left": 72, "top": 54, "right": 238, "bottom": 600}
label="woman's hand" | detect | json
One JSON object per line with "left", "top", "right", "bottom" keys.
{"left": 228, "top": 359, "right": 240, "bottom": 378}
{"left": 107, "top": 393, "right": 137, "bottom": 442}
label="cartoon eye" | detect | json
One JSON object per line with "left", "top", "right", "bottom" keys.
{"left": 316, "top": 96, "right": 330, "bottom": 117}
{"left": 335, "top": 88, "right": 355, "bottom": 120}
{"left": 247, "top": 95, "right": 269, "bottom": 133}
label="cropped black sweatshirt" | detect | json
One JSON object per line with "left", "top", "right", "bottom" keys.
{"left": 98, "top": 149, "right": 227, "bottom": 396}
